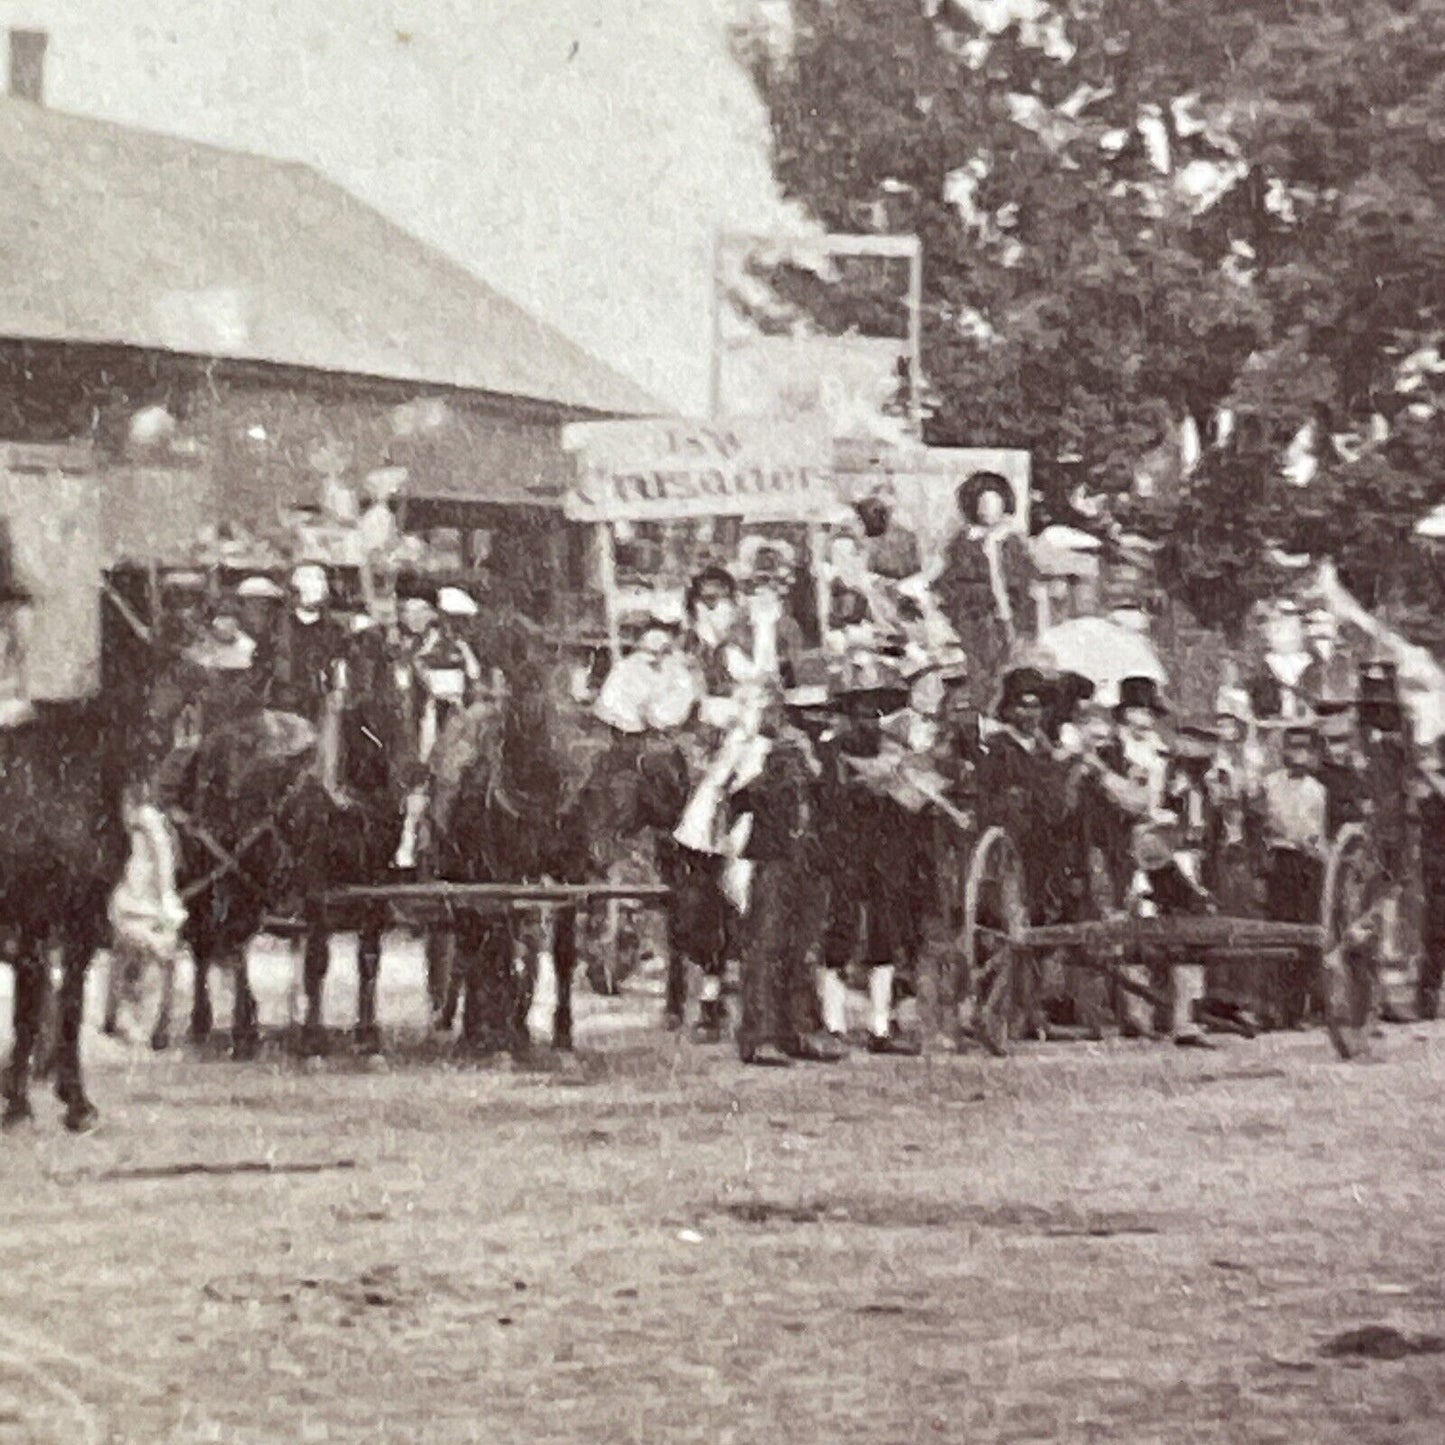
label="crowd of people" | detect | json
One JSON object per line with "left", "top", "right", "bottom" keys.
{"left": 108, "top": 477, "right": 1445, "bottom": 1067}
{"left": 578, "top": 486, "right": 1441, "bottom": 1068}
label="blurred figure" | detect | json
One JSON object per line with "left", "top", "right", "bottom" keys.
{"left": 1417, "top": 736, "right": 1445, "bottom": 1020}
{"left": 104, "top": 779, "right": 186, "bottom": 1046}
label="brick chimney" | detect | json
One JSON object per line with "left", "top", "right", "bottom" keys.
{"left": 8, "top": 29, "right": 47, "bottom": 104}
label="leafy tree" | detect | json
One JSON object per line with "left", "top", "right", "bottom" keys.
{"left": 735, "top": 0, "right": 1445, "bottom": 636}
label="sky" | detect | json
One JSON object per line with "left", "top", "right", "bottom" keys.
{"left": 0, "top": 0, "right": 795, "bottom": 412}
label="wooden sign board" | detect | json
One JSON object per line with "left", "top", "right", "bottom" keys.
{"left": 561, "top": 417, "right": 848, "bottom": 525}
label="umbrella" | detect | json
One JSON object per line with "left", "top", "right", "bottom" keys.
{"left": 1034, "top": 616, "right": 1168, "bottom": 709}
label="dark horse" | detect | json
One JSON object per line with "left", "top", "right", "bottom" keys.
{"left": 2, "top": 580, "right": 165, "bottom": 1129}
{"left": 432, "top": 623, "right": 601, "bottom": 1054}
{"left": 170, "top": 628, "right": 407, "bottom": 1057}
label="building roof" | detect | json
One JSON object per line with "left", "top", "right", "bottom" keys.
{"left": 0, "top": 98, "right": 660, "bottom": 418}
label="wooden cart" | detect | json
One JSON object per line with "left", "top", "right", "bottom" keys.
{"left": 954, "top": 822, "right": 1388, "bottom": 1061}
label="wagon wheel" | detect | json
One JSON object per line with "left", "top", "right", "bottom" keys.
{"left": 963, "top": 827, "right": 1034, "bottom": 1056}
{"left": 1320, "top": 823, "right": 1379, "bottom": 1060}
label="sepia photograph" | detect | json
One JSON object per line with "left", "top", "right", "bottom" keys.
{"left": 1, "top": 1, "right": 1443, "bottom": 1439}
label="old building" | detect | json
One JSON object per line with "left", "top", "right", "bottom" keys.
{"left": 0, "top": 78, "right": 658, "bottom": 697}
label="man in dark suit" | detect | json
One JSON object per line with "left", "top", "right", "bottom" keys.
{"left": 730, "top": 687, "right": 844, "bottom": 1066}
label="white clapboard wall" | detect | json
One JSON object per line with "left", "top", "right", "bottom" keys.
{"left": 0, "top": 443, "right": 102, "bottom": 702}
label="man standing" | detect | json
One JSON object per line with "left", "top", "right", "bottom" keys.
{"left": 729, "top": 686, "right": 844, "bottom": 1066}
{"left": 1258, "top": 723, "right": 1329, "bottom": 1027}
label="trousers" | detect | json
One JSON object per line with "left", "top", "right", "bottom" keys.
{"left": 738, "top": 857, "right": 823, "bottom": 1055}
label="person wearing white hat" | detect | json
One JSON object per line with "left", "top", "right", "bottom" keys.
{"left": 235, "top": 575, "right": 286, "bottom": 699}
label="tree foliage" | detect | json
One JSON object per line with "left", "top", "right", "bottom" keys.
{"left": 737, "top": 0, "right": 1445, "bottom": 638}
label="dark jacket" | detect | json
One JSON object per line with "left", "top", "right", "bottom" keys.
{"left": 731, "top": 734, "right": 817, "bottom": 863}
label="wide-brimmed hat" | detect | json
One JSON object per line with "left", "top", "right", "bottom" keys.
{"left": 1115, "top": 675, "right": 1169, "bottom": 718}
{"left": 1282, "top": 721, "right": 1321, "bottom": 750}
{"left": 437, "top": 585, "right": 478, "bottom": 618}
{"left": 995, "top": 665, "right": 1049, "bottom": 715}
{"left": 1315, "top": 700, "right": 1355, "bottom": 742}
{"left": 394, "top": 572, "right": 439, "bottom": 607}
{"left": 784, "top": 683, "right": 830, "bottom": 711}
{"left": 1171, "top": 723, "right": 1219, "bottom": 762}
{"left": 237, "top": 575, "right": 285, "bottom": 601}
{"left": 833, "top": 683, "right": 911, "bottom": 719}
{"left": 1357, "top": 658, "right": 1399, "bottom": 710}
{"left": 955, "top": 471, "right": 1016, "bottom": 526}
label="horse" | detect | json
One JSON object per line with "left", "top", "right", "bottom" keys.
{"left": 429, "top": 622, "right": 606, "bottom": 1055}
{"left": 2, "top": 573, "right": 166, "bottom": 1129}
{"left": 166, "top": 627, "right": 410, "bottom": 1057}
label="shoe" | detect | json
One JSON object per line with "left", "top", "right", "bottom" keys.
{"left": 866, "top": 1031, "right": 922, "bottom": 1057}
{"left": 663, "top": 1010, "right": 685, "bottom": 1032}
{"left": 741, "top": 1043, "right": 794, "bottom": 1068}
{"left": 786, "top": 1032, "right": 847, "bottom": 1063}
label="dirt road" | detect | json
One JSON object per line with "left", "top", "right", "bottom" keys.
{"left": 2, "top": 944, "right": 1443, "bottom": 1442}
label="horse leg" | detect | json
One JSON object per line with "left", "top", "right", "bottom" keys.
{"left": 460, "top": 912, "right": 513, "bottom": 1055}
{"left": 2, "top": 945, "right": 45, "bottom": 1128}
{"left": 231, "top": 950, "right": 261, "bottom": 1061}
{"left": 552, "top": 907, "right": 576, "bottom": 1051}
{"left": 102, "top": 940, "right": 128, "bottom": 1039}
{"left": 455, "top": 909, "right": 482, "bottom": 1048}
{"left": 299, "top": 918, "right": 330, "bottom": 1054}
{"left": 151, "top": 947, "right": 178, "bottom": 1052}
{"left": 190, "top": 940, "right": 214, "bottom": 1042}
{"left": 426, "top": 927, "right": 455, "bottom": 1030}
{"left": 52, "top": 925, "right": 100, "bottom": 1134}
{"left": 355, "top": 908, "right": 383, "bottom": 1054}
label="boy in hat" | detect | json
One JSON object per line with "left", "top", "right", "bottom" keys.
{"left": 1258, "top": 722, "right": 1329, "bottom": 1027}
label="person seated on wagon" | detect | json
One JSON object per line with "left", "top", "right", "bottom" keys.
{"left": 737, "top": 536, "right": 807, "bottom": 688}
{"left": 683, "top": 565, "right": 756, "bottom": 723}
{"left": 272, "top": 562, "right": 347, "bottom": 723}
{"left": 1255, "top": 721, "right": 1329, "bottom": 1028}
{"left": 235, "top": 575, "right": 286, "bottom": 701}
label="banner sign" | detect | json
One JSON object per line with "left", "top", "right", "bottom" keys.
{"left": 561, "top": 418, "right": 845, "bottom": 524}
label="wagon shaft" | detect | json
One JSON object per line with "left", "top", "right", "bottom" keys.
{"left": 1018, "top": 916, "right": 1325, "bottom": 955}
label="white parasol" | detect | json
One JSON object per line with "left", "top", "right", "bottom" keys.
{"left": 1034, "top": 616, "right": 1169, "bottom": 709}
